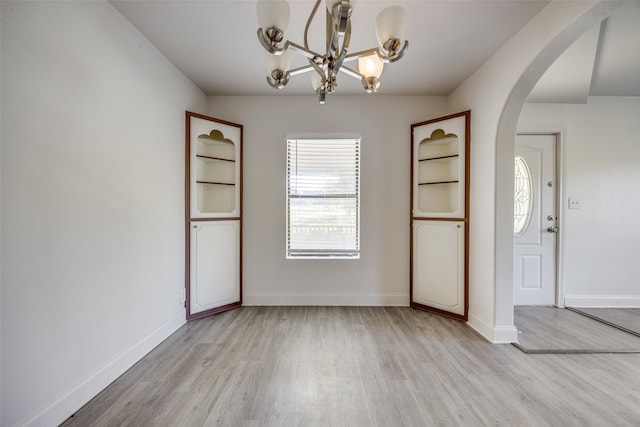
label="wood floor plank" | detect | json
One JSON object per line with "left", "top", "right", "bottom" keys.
{"left": 62, "top": 307, "right": 640, "bottom": 427}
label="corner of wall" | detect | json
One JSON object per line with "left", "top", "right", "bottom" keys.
{"left": 19, "top": 311, "right": 186, "bottom": 427}
{"left": 468, "top": 312, "right": 519, "bottom": 343}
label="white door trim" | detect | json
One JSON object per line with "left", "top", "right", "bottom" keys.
{"left": 515, "top": 129, "right": 565, "bottom": 307}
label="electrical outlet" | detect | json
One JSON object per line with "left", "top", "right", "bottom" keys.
{"left": 180, "top": 289, "right": 186, "bottom": 304}
{"left": 568, "top": 197, "right": 581, "bottom": 209}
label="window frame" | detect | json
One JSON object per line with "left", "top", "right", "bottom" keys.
{"left": 286, "top": 136, "right": 361, "bottom": 260}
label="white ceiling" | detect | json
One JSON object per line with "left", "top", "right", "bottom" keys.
{"left": 111, "top": 0, "right": 640, "bottom": 102}
{"left": 528, "top": 1, "right": 640, "bottom": 103}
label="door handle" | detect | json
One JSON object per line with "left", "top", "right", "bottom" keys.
{"left": 547, "top": 226, "right": 559, "bottom": 233}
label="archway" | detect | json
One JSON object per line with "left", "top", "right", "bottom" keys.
{"left": 493, "top": 1, "right": 625, "bottom": 340}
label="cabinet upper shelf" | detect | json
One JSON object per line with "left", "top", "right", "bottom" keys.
{"left": 418, "top": 180, "right": 459, "bottom": 186}
{"left": 188, "top": 113, "right": 242, "bottom": 219}
{"left": 196, "top": 154, "right": 235, "bottom": 163}
{"left": 419, "top": 154, "right": 459, "bottom": 162}
{"left": 196, "top": 180, "right": 235, "bottom": 186}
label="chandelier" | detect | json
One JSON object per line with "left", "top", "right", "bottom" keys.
{"left": 257, "top": 0, "right": 409, "bottom": 104}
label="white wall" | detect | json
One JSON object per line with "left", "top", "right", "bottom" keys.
{"left": 0, "top": 2, "right": 206, "bottom": 425}
{"left": 520, "top": 97, "right": 640, "bottom": 307}
{"left": 208, "top": 96, "right": 446, "bottom": 306}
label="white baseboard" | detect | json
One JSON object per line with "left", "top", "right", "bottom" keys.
{"left": 244, "top": 300, "right": 520, "bottom": 343}
{"left": 243, "top": 294, "right": 410, "bottom": 307}
{"left": 18, "top": 310, "right": 186, "bottom": 427}
{"left": 492, "top": 325, "right": 520, "bottom": 344}
{"left": 564, "top": 295, "right": 640, "bottom": 308}
{"left": 467, "top": 312, "right": 493, "bottom": 342}
{"left": 467, "top": 312, "right": 518, "bottom": 344}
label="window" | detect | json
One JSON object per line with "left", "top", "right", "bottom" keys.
{"left": 514, "top": 155, "right": 532, "bottom": 236}
{"left": 287, "top": 138, "right": 360, "bottom": 259}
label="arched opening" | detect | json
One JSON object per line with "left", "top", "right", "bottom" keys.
{"left": 494, "top": 1, "right": 625, "bottom": 337}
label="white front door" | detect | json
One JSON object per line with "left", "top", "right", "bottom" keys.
{"left": 513, "top": 134, "right": 557, "bottom": 306}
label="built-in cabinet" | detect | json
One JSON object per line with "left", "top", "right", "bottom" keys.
{"left": 186, "top": 112, "right": 242, "bottom": 320}
{"left": 411, "top": 111, "right": 470, "bottom": 321}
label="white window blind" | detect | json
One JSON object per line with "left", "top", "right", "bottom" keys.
{"left": 287, "top": 138, "right": 360, "bottom": 259}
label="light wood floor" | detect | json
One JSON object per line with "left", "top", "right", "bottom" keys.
{"left": 62, "top": 307, "right": 640, "bottom": 427}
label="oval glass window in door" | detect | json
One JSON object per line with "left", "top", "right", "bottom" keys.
{"left": 514, "top": 155, "right": 532, "bottom": 236}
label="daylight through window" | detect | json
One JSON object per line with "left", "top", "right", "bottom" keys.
{"left": 287, "top": 138, "right": 360, "bottom": 259}
{"left": 514, "top": 155, "right": 533, "bottom": 236}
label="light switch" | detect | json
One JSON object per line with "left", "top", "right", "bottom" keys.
{"left": 568, "top": 197, "right": 581, "bottom": 209}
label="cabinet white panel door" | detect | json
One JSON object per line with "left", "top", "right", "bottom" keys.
{"left": 190, "top": 220, "right": 240, "bottom": 315}
{"left": 413, "top": 220, "right": 465, "bottom": 316}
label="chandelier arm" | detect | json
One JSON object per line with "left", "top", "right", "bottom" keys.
{"left": 257, "top": 30, "right": 324, "bottom": 61}
{"left": 325, "top": 9, "right": 351, "bottom": 83}
{"left": 327, "top": 7, "right": 352, "bottom": 61}
{"left": 257, "top": 28, "right": 286, "bottom": 55}
{"left": 326, "top": 6, "right": 338, "bottom": 59}
{"left": 343, "top": 20, "right": 351, "bottom": 51}
{"left": 339, "top": 65, "right": 365, "bottom": 80}
{"left": 285, "top": 41, "right": 323, "bottom": 61}
{"left": 266, "top": 72, "right": 290, "bottom": 90}
{"left": 343, "top": 47, "right": 381, "bottom": 63}
{"left": 331, "top": 1, "right": 352, "bottom": 36}
{"left": 288, "top": 64, "right": 315, "bottom": 77}
{"left": 332, "top": 49, "right": 348, "bottom": 76}
{"left": 339, "top": 66, "right": 380, "bottom": 93}
{"left": 304, "top": 0, "right": 323, "bottom": 50}
{"left": 378, "top": 40, "right": 409, "bottom": 63}
{"left": 309, "top": 59, "right": 325, "bottom": 78}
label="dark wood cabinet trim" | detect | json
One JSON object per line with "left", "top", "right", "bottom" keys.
{"left": 186, "top": 301, "right": 242, "bottom": 321}
{"left": 185, "top": 111, "right": 243, "bottom": 321}
{"left": 410, "top": 110, "right": 471, "bottom": 322}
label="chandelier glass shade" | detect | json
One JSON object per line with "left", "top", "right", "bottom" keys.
{"left": 257, "top": 0, "right": 409, "bottom": 103}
